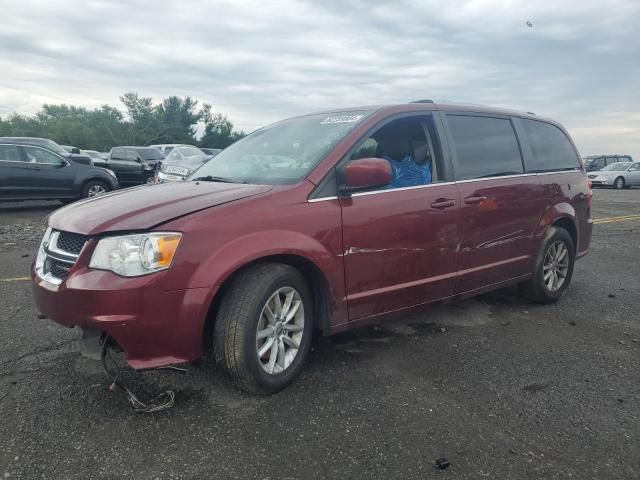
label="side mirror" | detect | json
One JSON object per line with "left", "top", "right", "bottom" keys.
{"left": 339, "top": 157, "right": 392, "bottom": 196}
{"left": 71, "top": 147, "right": 81, "bottom": 154}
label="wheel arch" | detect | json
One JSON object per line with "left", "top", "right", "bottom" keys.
{"left": 550, "top": 216, "right": 577, "bottom": 250}
{"left": 202, "top": 253, "right": 333, "bottom": 354}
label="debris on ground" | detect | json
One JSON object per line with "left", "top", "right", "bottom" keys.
{"left": 523, "top": 382, "right": 548, "bottom": 392}
{"left": 608, "top": 293, "right": 616, "bottom": 298}
{"left": 435, "top": 457, "right": 450, "bottom": 470}
{"left": 569, "top": 320, "right": 577, "bottom": 326}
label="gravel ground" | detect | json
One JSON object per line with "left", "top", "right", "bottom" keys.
{"left": 0, "top": 190, "right": 639, "bottom": 479}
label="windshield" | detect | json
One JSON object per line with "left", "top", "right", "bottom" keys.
{"left": 191, "top": 110, "right": 373, "bottom": 184}
{"left": 139, "top": 148, "right": 164, "bottom": 160}
{"left": 601, "top": 163, "right": 630, "bottom": 171}
{"left": 165, "top": 146, "right": 207, "bottom": 164}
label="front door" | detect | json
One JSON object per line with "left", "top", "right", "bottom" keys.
{"left": 626, "top": 163, "right": 640, "bottom": 186}
{"left": 108, "top": 148, "right": 140, "bottom": 185}
{"left": 443, "top": 113, "right": 544, "bottom": 294}
{"left": 0, "top": 144, "right": 36, "bottom": 198}
{"left": 340, "top": 114, "right": 460, "bottom": 320}
{"left": 22, "top": 146, "right": 76, "bottom": 197}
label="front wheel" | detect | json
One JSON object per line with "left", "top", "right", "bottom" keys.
{"left": 81, "top": 180, "right": 109, "bottom": 198}
{"left": 214, "top": 263, "right": 313, "bottom": 394}
{"left": 519, "top": 226, "right": 575, "bottom": 304}
{"left": 613, "top": 177, "right": 625, "bottom": 189}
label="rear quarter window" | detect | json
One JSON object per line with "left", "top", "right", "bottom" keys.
{"left": 521, "top": 119, "right": 579, "bottom": 172}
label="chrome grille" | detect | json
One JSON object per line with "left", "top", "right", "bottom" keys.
{"left": 55, "top": 231, "right": 88, "bottom": 255}
{"left": 37, "top": 230, "right": 88, "bottom": 284}
{"left": 44, "top": 257, "right": 72, "bottom": 280}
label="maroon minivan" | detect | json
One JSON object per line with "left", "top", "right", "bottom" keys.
{"left": 32, "top": 102, "right": 593, "bottom": 394}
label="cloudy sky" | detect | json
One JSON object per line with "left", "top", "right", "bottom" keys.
{"left": 1, "top": 0, "right": 638, "bottom": 157}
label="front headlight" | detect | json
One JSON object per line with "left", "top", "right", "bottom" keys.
{"left": 89, "top": 232, "right": 182, "bottom": 277}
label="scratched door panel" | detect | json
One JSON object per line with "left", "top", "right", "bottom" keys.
{"left": 455, "top": 175, "right": 545, "bottom": 293}
{"left": 340, "top": 184, "right": 459, "bottom": 320}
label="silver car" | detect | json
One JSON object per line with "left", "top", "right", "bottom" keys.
{"left": 156, "top": 145, "right": 213, "bottom": 182}
{"left": 588, "top": 162, "right": 640, "bottom": 189}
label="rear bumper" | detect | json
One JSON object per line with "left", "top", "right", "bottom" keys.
{"left": 31, "top": 266, "right": 212, "bottom": 369}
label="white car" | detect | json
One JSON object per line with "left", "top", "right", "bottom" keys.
{"left": 588, "top": 162, "right": 640, "bottom": 189}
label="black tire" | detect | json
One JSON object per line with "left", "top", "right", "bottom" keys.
{"left": 214, "top": 263, "right": 314, "bottom": 394}
{"left": 613, "top": 177, "right": 625, "bottom": 190}
{"left": 81, "top": 179, "right": 110, "bottom": 198}
{"left": 519, "top": 226, "right": 575, "bottom": 304}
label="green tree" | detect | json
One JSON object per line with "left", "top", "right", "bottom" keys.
{"left": 200, "top": 103, "right": 245, "bottom": 148}
{"left": 0, "top": 93, "right": 245, "bottom": 151}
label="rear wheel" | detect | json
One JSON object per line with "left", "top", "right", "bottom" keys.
{"left": 519, "top": 226, "right": 575, "bottom": 304}
{"left": 81, "top": 180, "right": 109, "bottom": 198}
{"left": 214, "top": 263, "right": 313, "bottom": 394}
{"left": 613, "top": 177, "right": 625, "bottom": 189}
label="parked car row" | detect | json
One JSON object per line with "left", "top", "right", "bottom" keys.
{"left": 0, "top": 137, "right": 226, "bottom": 202}
{"left": 582, "top": 154, "right": 633, "bottom": 172}
{"left": 588, "top": 161, "right": 640, "bottom": 189}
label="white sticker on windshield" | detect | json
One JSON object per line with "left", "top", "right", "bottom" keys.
{"left": 321, "top": 114, "right": 364, "bottom": 124}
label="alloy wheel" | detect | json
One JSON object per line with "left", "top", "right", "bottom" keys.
{"left": 256, "top": 286, "right": 305, "bottom": 375}
{"left": 87, "top": 184, "right": 107, "bottom": 197}
{"left": 543, "top": 241, "right": 569, "bottom": 292}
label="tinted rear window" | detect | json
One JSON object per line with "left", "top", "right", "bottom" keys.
{"left": 521, "top": 119, "right": 578, "bottom": 172}
{"left": 447, "top": 115, "right": 523, "bottom": 180}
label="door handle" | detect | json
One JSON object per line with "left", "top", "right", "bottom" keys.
{"left": 430, "top": 199, "right": 456, "bottom": 209}
{"left": 464, "top": 195, "right": 487, "bottom": 205}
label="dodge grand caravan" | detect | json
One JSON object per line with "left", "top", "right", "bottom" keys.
{"left": 32, "top": 102, "right": 593, "bottom": 394}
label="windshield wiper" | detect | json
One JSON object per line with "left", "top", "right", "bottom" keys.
{"left": 192, "top": 175, "right": 239, "bottom": 183}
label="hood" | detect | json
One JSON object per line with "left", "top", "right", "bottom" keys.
{"left": 48, "top": 181, "right": 272, "bottom": 235}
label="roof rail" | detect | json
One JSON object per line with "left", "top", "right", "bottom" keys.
{"left": 410, "top": 99, "right": 434, "bottom": 104}
{"left": 526, "top": 111, "right": 536, "bottom": 115}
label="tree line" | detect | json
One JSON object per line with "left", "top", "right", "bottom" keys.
{"left": 0, "top": 93, "right": 246, "bottom": 152}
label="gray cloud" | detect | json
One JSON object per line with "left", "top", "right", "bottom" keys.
{"left": 0, "top": 0, "right": 638, "bottom": 157}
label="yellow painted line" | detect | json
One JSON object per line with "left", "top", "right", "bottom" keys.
{"left": 0, "top": 276, "right": 31, "bottom": 283}
{"left": 593, "top": 214, "right": 640, "bottom": 225}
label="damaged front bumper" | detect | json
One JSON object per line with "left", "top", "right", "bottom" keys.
{"left": 31, "top": 266, "right": 211, "bottom": 369}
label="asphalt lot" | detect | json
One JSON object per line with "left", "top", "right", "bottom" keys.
{"left": 1, "top": 189, "right": 639, "bottom": 480}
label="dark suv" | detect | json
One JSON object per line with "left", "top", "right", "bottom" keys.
{"left": 0, "top": 141, "right": 119, "bottom": 202}
{"left": 33, "top": 102, "right": 592, "bottom": 394}
{"left": 0, "top": 137, "right": 94, "bottom": 167}
{"left": 107, "top": 147, "right": 164, "bottom": 186}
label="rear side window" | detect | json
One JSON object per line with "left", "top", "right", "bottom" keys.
{"left": 447, "top": 115, "right": 523, "bottom": 180}
{"left": 521, "top": 119, "right": 578, "bottom": 172}
{"left": 111, "top": 148, "right": 125, "bottom": 159}
{"left": 0, "top": 145, "right": 22, "bottom": 162}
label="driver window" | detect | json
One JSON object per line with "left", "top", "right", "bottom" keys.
{"left": 23, "top": 146, "right": 64, "bottom": 165}
{"left": 349, "top": 115, "right": 442, "bottom": 190}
